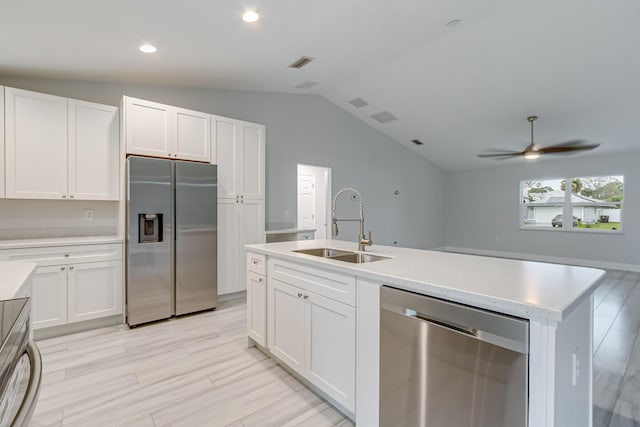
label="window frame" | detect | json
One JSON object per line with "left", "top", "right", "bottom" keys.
{"left": 519, "top": 175, "right": 624, "bottom": 234}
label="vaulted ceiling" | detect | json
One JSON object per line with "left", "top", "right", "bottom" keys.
{"left": 2, "top": 0, "right": 639, "bottom": 170}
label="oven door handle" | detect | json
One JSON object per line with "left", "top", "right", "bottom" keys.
{"left": 11, "top": 340, "right": 42, "bottom": 427}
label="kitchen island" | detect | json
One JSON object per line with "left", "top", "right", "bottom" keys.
{"left": 246, "top": 239, "right": 605, "bottom": 427}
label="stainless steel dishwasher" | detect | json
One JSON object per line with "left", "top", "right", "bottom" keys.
{"left": 380, "top": 286, "right": 529, "bottom": 427}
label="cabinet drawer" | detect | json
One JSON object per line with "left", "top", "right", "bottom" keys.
{"left": 247, "top": 252, "right": 266, "bottom": 275}
{"left": 268, "top": 259, "right": 355, "bottom": 306}
{"left": 0, "top": 243, "right": 123, "bottom": 266}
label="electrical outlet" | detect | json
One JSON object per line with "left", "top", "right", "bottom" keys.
{"left": 84, "top": 209, "right": 94, "bottom": 221}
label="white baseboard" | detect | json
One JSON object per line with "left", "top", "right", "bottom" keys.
{"left": 442, "top": 246, "right": 640, "bottom": 272}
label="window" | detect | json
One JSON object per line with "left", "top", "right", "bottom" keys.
{"left": 520, "top": 175, "right": 623, "bottom": 232}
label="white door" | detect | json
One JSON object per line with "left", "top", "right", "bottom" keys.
{"left": 67, "top": 260, "right": 123, "bottom": 323}
{"left": 0, "top": 87, "right": 4, "bottom": 198}
{"left": 5, "top": 88, "right": 68, "bottom": 199}
{"left": 124, "top": 97, "right": 172, "bottom": 157}
{"left": 68, "top": 100, "right": 119, "bottom": 200}
{"left": 174, "top": 107, "right": 210, "bottom": 162}
{"left": 214, "top": 117, "right": 239, "bottom": 198}
{"left": 305, "top": 291, "right": 356, "bottom": 411}
{"left": 217, "top": 198, "right": 239, "bottom": 295}
{"left": 240, "top": 123, "right": 265, "bottom": 200}
{"left": 31, "top": 265, "right": 68, "bottom": 329}
{"left": 269, "top": 279, "right": 306, "bottom": 374}
{"left": 247, "top": 270, "right": 266, "bottom": 346}
{"left": 297, "top": 173, "right": 316, "bottom": 230}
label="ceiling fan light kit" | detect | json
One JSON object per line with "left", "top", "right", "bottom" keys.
{"left": 477, "top": 115, "right": 600, "bottom": 160}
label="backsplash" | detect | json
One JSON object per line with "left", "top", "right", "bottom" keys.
{"left": 0, "top": 200, "right": 119, "bottom": 240}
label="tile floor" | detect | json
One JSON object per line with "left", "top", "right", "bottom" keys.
{"left": 29, "top": 269, "right": 640, "bottom": 426}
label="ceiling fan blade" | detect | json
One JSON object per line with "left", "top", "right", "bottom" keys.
{"left": 538, "top": 143, "right": 600, "bottom": 155}
{"left": 542, "top": 139, "right": 588, "bottom": 149}
{"left": 476, "top": 152, "right": 523, "bottom": 159}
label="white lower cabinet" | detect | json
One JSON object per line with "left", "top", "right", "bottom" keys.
{"left": 247, "top": 270, "right": 267, "bottom": 346}
{"left": 67, "top": 260, "right": 122, "bottom": 323}
{"left": 270, "top": 279, "right": 306, "bottom": 372}
{"left": 0, "top": 243, "right": 123, "bottom": 331}
{"left": 31, "top": 265, "right": 68, "bottom": 329}
{"left": 267, "top": 260, "right": 356, "bottom": 413}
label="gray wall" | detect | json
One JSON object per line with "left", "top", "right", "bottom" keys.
{"left": 445, "top": 150, "right": 640, "bottom": 268}
{"left": 0, "top": 76, "right": 446, "bottom": 249}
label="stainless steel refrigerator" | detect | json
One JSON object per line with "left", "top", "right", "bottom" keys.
{"left": 126, "top": 156, "right": 217, "bottom": 327}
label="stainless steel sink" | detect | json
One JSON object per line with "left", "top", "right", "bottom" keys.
{"left": 330, "top": 252, "right": 391, "bottom": 263}
{"left": 293, "top": 248, "right": 390, "bottom": 263}
{"left": 293, "top": 248, "right": 354, "bottom": 257}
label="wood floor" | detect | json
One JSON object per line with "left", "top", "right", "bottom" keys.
{"left": 29, "top": 270, "right": 640, "bottom": 427}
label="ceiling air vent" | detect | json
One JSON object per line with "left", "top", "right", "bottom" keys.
{"left": 289, "top": 56, "right": 315, "bottom": 69}
{"left": 295, "top": 81, "right": 318, "bottom": 89}
{"left": 371, "top": 111, "right": 398, "bottom": 124}
{"left": 411, "top": 139, "right": 424, "bottom": 146}
{"left": 349, "top": 98, "right": 368, "bottom": 108}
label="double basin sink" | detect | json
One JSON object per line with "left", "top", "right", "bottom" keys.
{"left": 293, "top": 247, "right": 390, "bottom": 264}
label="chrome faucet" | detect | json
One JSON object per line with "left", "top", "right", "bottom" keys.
{"left": 331, "top": 187, "right": 373, "bottom": 252}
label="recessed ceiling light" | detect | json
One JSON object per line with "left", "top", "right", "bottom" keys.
{"left": 446, "top": 19, "right": 461, "bottom": 28}
{"left": 242, "top": 10, "right": 260, "bottom": 23}
{"left": 139, "top": 44, "right": 157, "bottom": 54}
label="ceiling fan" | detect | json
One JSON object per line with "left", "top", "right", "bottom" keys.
{"left": 477, "top": 116, "right": 600, "bottom": 160}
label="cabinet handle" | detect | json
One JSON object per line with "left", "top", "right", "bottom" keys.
{"left": 258, "top": 277, "right": 263, "bottom": 283}
{"left": 168, "top": 153, "right": 172, "bottom": 157}
{"left": 303, "top": 295, "right": 309, "bottom": 300}
{"left": 69, "top": 266, "right": 74, "bottom": 270}
{"left": 297, "top": 292, "right": 303, "bottom": 298}
{"left": 240, "top": 195, "right": 244, "bottom": 199}
{"left": 62, "top": 195, "right": 66, "bottom": 199}
{"left": 64, "top": 253, "right": 70, "bottom": 257}
{"left": 252, "top": 260, "right": 258, "bottom": 265}
{"left": 70, "top": 195, "right": 74, "bottom": 199}
{"left": 60, "top": 267, "right": 65, "bottom": 271}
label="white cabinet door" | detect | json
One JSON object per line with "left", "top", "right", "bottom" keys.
{"left": 270, "top": 279, "right": 306, "bottom": 374}
{"left": 240, "top": 122, "right": 265, "bottom": 200}
{"left": 5, "top": 88, "right": 68, "bottom": 199}
{"left": 306, "top": 291, "right": 356, "bottom": 411}
{"left": 214, "top": 117, "right": 265, "bottom": 199}
{"left": 174, "top": 107, "right": 210, "bottom": 162}
{"left": 218, "top": 198, "right": 239, "bottom": 295}
{"left": 67, "top": 260, "right": 123, "bottom": 323}
{"left": 124, "top": 97, "right": 172, "bottom": 158}
{"left": 31, "top": 265, "right": 68, "bottom": 329}
{"left": 247, "top": 270, "right": 266, "bottom": 346}
{"left": 0, "top": 87, "right": 4, "bottom": 198}
{"left": 238, "top": 198, "right": 265, "bottom": 290}
{"left": 214, "top": 116, "right": 239, "bottom": 198}
{"left": 68, "top": 100, "right": 119, "bottom": 200}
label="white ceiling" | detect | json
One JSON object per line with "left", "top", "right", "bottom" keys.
{"left": 2, "top": 0, "right": 639, "bottom": 170}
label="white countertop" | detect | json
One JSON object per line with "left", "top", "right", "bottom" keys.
{"left": 0, "top": 261, "right": 36, "bottom": 300}
{"left": 265, "top": 228, "right": 316, "bottom": 235}
{"left": 0, "top": 235, "right": 124, "bottom": 250}
{"left": 246, "top": 239, "right": 606, "bottom": 322}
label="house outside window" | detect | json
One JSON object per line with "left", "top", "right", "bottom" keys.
{"left": 520, "top": 176, "right": 623, "bottom": 232}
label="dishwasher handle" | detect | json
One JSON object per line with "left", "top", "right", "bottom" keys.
{"left": 381, "top": 286, "right": 529, "bottom": 354}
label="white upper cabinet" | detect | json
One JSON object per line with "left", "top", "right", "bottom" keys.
{"left": 4, "top": 87, "right": 120, "bottom": 201}
{"left": 0, "top": 87, "right": 4, "bottom": 198}
{"left": 5, "top": 88, "right": 69, "bottom": 199}
{"left": 214, "top": 115, "right": 265, "bottom": 199}
{"left": 68, "top": 100, "right": 119, "bottom": 200}
{"left": 123, "top": 97, "right": 171, "bottom": 158}
{"left": 174, "top": 107, "right": 210, "bottom": 162}
{"left": 123, "top": 96, "right": 211, "bottom": 162}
